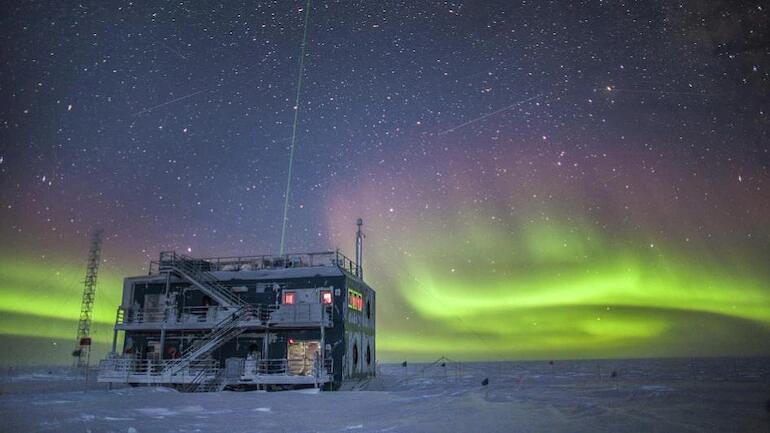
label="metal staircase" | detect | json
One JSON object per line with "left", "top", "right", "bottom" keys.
{"left": 183, "top": 364, "right": 228, "bottom": 392}
{"left": 194, "top": 368, "right": 228, "bottom": 392}
{"left": 163, "top": 306, "right": 257, "bottom": 376}
{"left": 158, "top": 252, "right": 243, "bottom": 307}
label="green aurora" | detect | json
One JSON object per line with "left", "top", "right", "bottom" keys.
{"left": 354, "top": 211, "right": 770, "bottom": 361}
{"left": 2, "top": 215, "right": 769, "bottom": 364}
{"left": 0, "top": 255, "right": 124, "bottom": 357}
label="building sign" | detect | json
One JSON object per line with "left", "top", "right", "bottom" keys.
{"left": 348, "top": 289, "right": 363, "bottom": 311}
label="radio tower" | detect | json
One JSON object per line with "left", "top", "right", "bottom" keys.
{"left": 73, "top": 229, "right": 103, "bottom": 369}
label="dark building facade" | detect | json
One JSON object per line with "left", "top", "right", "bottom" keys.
{"left": 97, "top": 247, "right": 375, "bottom": 391}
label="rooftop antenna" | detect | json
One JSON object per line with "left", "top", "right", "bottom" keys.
{"left": 355, "top": 218, "right": 364, "bottom": 278}
{"left": 72, "top": 229, "right": 103, "bottom": 369}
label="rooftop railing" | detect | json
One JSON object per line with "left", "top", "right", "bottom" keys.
{"left": 149, "top": 250, "right": 358, "bottom": 276}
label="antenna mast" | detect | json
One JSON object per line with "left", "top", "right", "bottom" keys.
{"left": 355, "top": 218, "right": 364, "bottom": 278}
{"left": 73, "top": 229, "right": 103, "bottom": 368}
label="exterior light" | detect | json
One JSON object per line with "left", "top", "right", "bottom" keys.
{"left": 283, "top": 291, "right": 295, "bottom": 304}
{"left": 321, "top": 290, "right": 332, "bottom": 305}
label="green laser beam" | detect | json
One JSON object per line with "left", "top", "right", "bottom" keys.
{"left": 279, "top": 0, "right": 313, "bottom": 255}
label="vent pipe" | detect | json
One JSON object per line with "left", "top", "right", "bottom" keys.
{"left": 355, "top": 218, "right": 364, "bottom": 278}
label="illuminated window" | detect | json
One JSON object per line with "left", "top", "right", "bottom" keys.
{"left": 283, "top": 291, "right": 295, "bottom": 304}
{"left": 348, "top": 289, "right": 363, "bottom": 311}
{"left": 321, "top": 290, "right": 333, "bottom": 305}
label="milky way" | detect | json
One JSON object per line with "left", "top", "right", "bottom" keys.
{"left": 1, "top": 1, "right": 768, "bottom": 364}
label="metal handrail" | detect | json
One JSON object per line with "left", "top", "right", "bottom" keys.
{"left": 172, "top": 306, "right": 256, "bottom": 359}
{"left": 264, "top": 303, "right": 332, "bottom": 326}
{"left": 251, "top": 358, "right": 333, "bottom": 377}
{"left": 99, "top": 356, "right": 332, "bottom": 384}
{"left": 150, "top": 250, "right": 358, "bottom": 276}
{"left": 159, "top": 254, "right": 244, "bottom": 307}
{"left": 116, "top": 303, "right": 331, "bottom": 327}
{"left": 98, "top": 357, "right": 218, "bottom": 378}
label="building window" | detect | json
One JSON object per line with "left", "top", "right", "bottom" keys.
{"left": 283, "top": 291, "right": 295, "bottom": 304}
{"left": 320, "top": 290, "right": 333, "bottom": 305}
{"left": 366, "top": 300, "right": 371, "bottom": 319}
{"left": 348, "top": 289, "right": 363, "bottom": 311}
{"left": 352, "top": 342, "right": 358, "bottom": 366}
{"left": 366, "top": 344, "right": 371, "bottom": 365}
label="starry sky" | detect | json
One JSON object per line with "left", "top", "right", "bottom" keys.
{"left": 1, "top": 0, "right": 769, "bottom": 365}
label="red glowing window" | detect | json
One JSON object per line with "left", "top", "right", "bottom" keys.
{"left": 283, "top": 291, "right": 295, "bottom": 304}
{"left": 321, "top": 290, "right": 333, "bottom": 305}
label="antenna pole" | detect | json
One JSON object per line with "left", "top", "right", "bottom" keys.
{"left": 355, "top": 218, "right": 364, "bottom": 278}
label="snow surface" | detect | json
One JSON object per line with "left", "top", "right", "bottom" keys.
{"left": 1, "top": 358, "right": 769, "bottom": 432}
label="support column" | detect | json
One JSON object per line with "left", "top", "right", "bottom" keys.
{"left": 111, "top": 328, "right": 119, "bottom": 353}
{"left": 159, "top": 328, "right": 166, "bottom": 360}
{"left": 262, "top": 326, "right": 270, "bottom": 361}
{"left": 319, "top": 313, "right": 325, "bottom": 388}
{"left": 160, "top": 268, "right": 171, "bottom": 360}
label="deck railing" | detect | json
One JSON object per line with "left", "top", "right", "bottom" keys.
{"left": 98, "top": 356, "right": 332, "bottom": 382}
{"left": 251, "top": 358, "right": 333, "bottom": 377}
{"left": 116, "top": 303, "right": 332, "bottom": 327}
{"left": 97, "top": 356, "right": 218, "bottom": 381}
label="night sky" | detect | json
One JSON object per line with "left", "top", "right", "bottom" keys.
{"left": 1, "top": 1, "right": 769, "bottom": 365}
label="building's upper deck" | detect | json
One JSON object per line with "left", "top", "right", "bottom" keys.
{"left": 148, "top": 250, "right": 362, "bottom": 281}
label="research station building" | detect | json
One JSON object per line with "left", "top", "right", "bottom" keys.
{"left": 97, "top": 221, "right": 375, "bottom": 391}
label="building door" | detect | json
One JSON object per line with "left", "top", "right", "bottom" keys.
{"left": 287, "top": 340, "right": 320, "bottom": 376}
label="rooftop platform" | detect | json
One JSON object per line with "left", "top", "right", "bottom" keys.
{"left": 149, "top": 250, "right": 360, "bottom": 278}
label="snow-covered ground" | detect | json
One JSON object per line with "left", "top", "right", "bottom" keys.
{"left": 1, "top": 358, "right": 768, "bottom": 432}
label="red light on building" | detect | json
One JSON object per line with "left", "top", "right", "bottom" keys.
{"left": 288, "top": 338, "right": 296, "bottom": 344}
{"left": 321, "top": 290, "right": 333, "bottom": 305}
{"left": 283, "top": 291, "right": 295, "bottom": 304}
